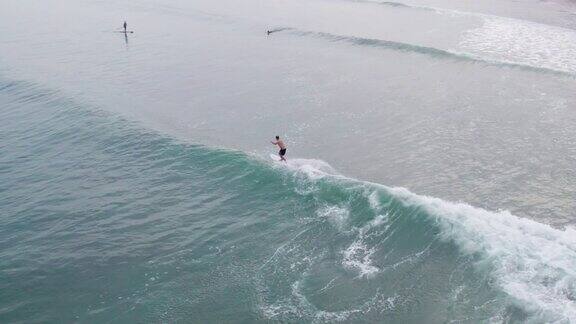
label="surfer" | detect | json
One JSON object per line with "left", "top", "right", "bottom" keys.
{"left": 271, "top": 136, "right": 287, "bottom": 162}
{"left": 123, "top": 21, "right": 127, "bottom": 33}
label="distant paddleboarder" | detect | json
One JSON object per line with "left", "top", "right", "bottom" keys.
{"left": 123, "top": 21, "right": 127, "bottom": 33}
{"left": 271, "top": 136, "right": 287, "bottom": 162}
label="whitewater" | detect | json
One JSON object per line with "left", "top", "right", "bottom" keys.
{"left": 266, "top": 155, "right": 576, "bottom": 322}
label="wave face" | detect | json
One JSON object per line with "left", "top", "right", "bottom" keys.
{"left": 268, "top": 28, "right": 575, "bottom": 77}
{"left": 2, "top": 78, "right": 575, "bottom": 323}
{"left": 311, "top": 0, "right": 576, "bottom": 76}
{"left": 258, "top": 161, "right": 576, "bottom": 322}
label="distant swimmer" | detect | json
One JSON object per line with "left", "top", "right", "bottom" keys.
{"left": 123, "top": 21, "right": 127, "bottom": 33}
{"left": 271, "top": 135, "right": 287, "bottom": 162}
{"left": 267, "top": 30, "right": 271, "bottom": 35}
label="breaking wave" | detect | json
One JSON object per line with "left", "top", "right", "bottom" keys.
{"left": 256, "top": 155, "right": 576, "bottom": 322}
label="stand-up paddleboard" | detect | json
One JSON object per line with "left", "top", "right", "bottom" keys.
{"left": 114, "top": 31, "right": 134, "bottom": 33}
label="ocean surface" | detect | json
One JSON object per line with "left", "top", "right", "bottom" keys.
{"left": 2, "top": 0, "right": 576, "bottom": 322}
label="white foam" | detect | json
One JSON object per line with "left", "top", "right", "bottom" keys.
{"left": 359, "top": 213, "right": 387, "bottom": 235}
{"left": 367, "top": 191, "right": 381, "bottom": 210}
{"left": 284, "top": 158, "right": 339, "bottom": 179}
{"left": 343, "top": 213, "right": 388, "bottom": 278}
{"left": 279, "top": 157, "right": 576, "bottom": 321}
{"left": 342, "top": 238, "right": 379, "bottom": 278}
{"left": 317, "top": 205, "right": 350, "bottom": 231}
{"left": 389, "top": 187, "right": 576, "bottom": 322}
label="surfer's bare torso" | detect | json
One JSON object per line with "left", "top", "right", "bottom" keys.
{"left": 273, "top": 140, "right": 286, "bottom": 150}
{"left": 271, "top": 136, "right": 287, "bottom": 161}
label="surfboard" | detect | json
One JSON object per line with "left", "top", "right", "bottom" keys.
{"left": 269, "top": 153, "right": 282, "bottom": 162}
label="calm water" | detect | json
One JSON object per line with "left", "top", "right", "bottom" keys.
{"left": 1, "top": 0, "right": 576, "bottom": 322}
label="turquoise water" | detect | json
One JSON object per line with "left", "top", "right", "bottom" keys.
{"left": 2, "top": 78, "right": 576, "bottom": 322}
{"left": 3, "top": 0, "right": 576, "bottom": 322}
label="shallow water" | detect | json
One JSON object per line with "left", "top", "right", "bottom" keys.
{"left": 1, "top": 0, "right": 576, "bottom": 322}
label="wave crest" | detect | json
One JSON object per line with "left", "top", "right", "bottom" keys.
{"left": 260, "top": 156, "right": 576, "bottom": 322}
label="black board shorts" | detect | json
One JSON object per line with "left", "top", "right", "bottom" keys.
{"left": 279, "top": 148, "right": 286, "bottom": 156}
